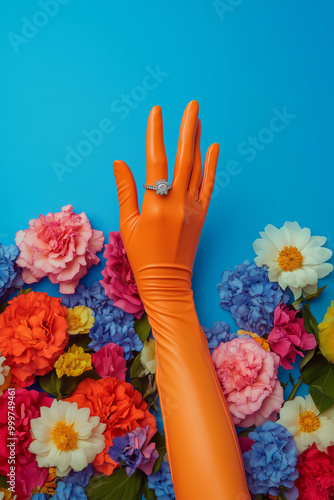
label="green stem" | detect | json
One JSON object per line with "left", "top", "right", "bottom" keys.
{"left": 287, "top": 374, "right": 303, "bottom": 400}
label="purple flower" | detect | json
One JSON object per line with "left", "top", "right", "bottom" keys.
{"left": 108, "top": 425, "right": 158, "bottom": 476}
{"left": 61, "top": 281, "right": 114, "bottom": 316}
{"left": 217, "top": 260, "right": 289, "bottom": 336}
{"left": 0, "top": 243, "right": 23, "bottom": 302}
{"left": 62, "top": 464, "right": 94, "bottom": 487}
{"left": 202, "top": 321, "right": 238, "bottom": 352}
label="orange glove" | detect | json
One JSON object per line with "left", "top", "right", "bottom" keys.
{"left": 113, "top": 101, "right": 251, "bottom": 500}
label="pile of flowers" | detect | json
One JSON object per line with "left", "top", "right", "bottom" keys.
{"left": 0, "top": 209, "right": 334, "bottom": 500}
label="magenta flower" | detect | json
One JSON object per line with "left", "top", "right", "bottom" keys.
{"left": 15, "top": 205, "right": 104, "bottom": 294}
{"left": 91, "top": 342, "right": 127, "bottom": 380}
{"left": 268, "top": 302, "right": 317, "bottom": 369}
{"left": 100, "top": 232, "right": 144, "bottom": 318}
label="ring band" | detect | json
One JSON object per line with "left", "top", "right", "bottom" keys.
{"left": 143, "top": 179, "right": 173, "bottom": 195}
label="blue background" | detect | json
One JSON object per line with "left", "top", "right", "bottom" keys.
{"left": 1, "top": 0, "right": 334, "bottom": 494}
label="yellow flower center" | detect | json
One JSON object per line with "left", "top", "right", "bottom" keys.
{"left": 299, "top": 410, "right": 320, "bottom": 433}
{"left": 277, "top": 245, "right": 303, "bottom": 272}
{"left": 67, "top": 317, "right": 80, "bottom": 330}
{"left": 51, "top": 421, "right": 79, "bottom": 451}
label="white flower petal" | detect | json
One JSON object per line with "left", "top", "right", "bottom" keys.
{"left": 303, "top": 235, "right": 327, "bottom": 252}
{"left": 310, "top": 262, "right": 333, "bottom": 279}
{"left": 253, "top": 238, "right": 279, "bottom": 262}
{"left": 263, "top": 224, "right": 291, "bottom": 250}
{"left": 284, "top": 222, "right": 310, "bottom": 250}
{"left": 302, "top": 246, "right": 332, "bottom": 265}
{"left": 302, "top": 283, "right": 318, "bottom": 296}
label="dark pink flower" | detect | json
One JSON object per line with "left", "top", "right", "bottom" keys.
{"left": 268, "top": 302, "right": 316, "bottom": 369}
{"left": 238, "top": 436, "right": 255, "bottom": 454}
{"left": 91, "top": 342, "right": 127, "bottom": 380}
{"left": 100, "top": 232, "right": 144, "bottom": 318}
{"left": 15, "top": 204, "right": 104, "bottom": 294}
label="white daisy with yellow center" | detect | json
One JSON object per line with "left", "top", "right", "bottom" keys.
{"left": 253, "top": 221, "right": 333, "bottom": 299}
{"left": 276, "top": 394, "right": 334, "bottom": 454}
{"left": 29, "top": 400, "right": 106, "bottom": 476}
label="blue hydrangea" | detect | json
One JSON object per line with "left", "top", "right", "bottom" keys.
{"left": 61, "top": 281, "right": 114, "bottom": 316}
{"left": 31, "top": 495, "right": 48, "bottom": 500}
{"left": 243, "top": 421, "right": 299, "bottom": 500}
{"left": 52, "top": 481, "right": 87, "bottom": 500}
{"left": 0, "top": 243, "right": 23, "bottom": 302}
{"left": 147, "top": 460, "right": 175, "bottom": 500}
{"left": 62, "top": 464, "right": 94, "bottom": 487}
{"left": 202, "top": 321, "right": 239, "bottom": 352}
{"left": 88, "top": 309, "right": 142, "bottom": 360}
{"left": 217, "top": 260, "right": 289, "bottom": 336}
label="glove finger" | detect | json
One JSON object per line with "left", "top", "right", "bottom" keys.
{"left": 187, "top": 119, "right": 202, "bottom": 201}
{"left": 113, "top": 160, "right": 140, "bottom": 237}
{"left": 198, "top": 143, "right": 219, "bottom": 209}
{"left": 173, "top": 100, "right": 199, "bottom": 194}
{"left": 146, "top": 105, "right": 168, "bottom": 185}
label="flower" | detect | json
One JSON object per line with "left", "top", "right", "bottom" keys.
{"left": 0, "top": 389, "right": 53, "bottom": 499}
{"left": 140, "top": 338, "right": 157, "bottom": 375}
{"left": 61, "top": 281, "right": 114, "bottom": 316}
{"left": 62, "top": 464, "right": 94, "bottom": 487}
{"left": 268, "top": 303, "right": 316, "bottom": 369}
{"left": 147, "top": 460, "right": 175, "bottom": 500}
{"left": 54, "top": 345, "right": 92, "bottom": 378}
{"left": 100, "top": 232, "right": 144, "bottom": 318}
{"left": 0, "top": 243, "right": 23, "bottom": 302}
{"left": 15, "top": 204, "right": 104, "bottom": 294}
{"left": 91, "top": 343, "right": 126, "bottom": 380}
{"left": 88, "top": 310, "right": 142, "bottom": 361}
{"left": 217, "top": 260, "right": 289, "bottom": 336}
{"left": 243, "top": 421, "right": 299, "bottom": 499}
{"left": 212, "top": 337, "right": 284, "bottom": 428}
{"left": 0, "top": 291, "right": 68, "bottom": 386}
{"left": 318, "top": 301, "right": 334, "bottom": 363}
{"left": 202, "top": 321, "right": 238, "bottom": 352}
{"left": 29, "top": 399, "right": 106, "bottom": 476}
{"left": 0, "top": 355, "right": 11, "bottom": 396}
{"left": 66, "top": 377, "right": 157, "bottom": 475}
{"left": 66, "top": 306, "right": 95, "bottom": 335}
{"left": 253, "top": 221, "right": 333, "bottom": 299}
{"left": 237, "top": 330, "right": 271, "bottom": 351}
{"left": 276, "top": 394, "right": 334, "bottom": 453}
{"left": 51, "top": 481, "right": 87, "bottom": 500}
{"left": 108, "top": 425, "right": 158, "bottom": 476}
{"left": 294, "top": 443, "right": 334, "bottom": 499}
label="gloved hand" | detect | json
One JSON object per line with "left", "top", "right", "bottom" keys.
{"left": 113, "top": 101, "right": 251, "bottom": 500}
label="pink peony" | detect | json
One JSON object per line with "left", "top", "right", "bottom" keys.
{"left": 238, "top": 436, "right": 255, "bottom": 454}
{"left": 100, "top": 232, "right": 144, "bottom": 318}
{"left": 0, "top": 388, "right": 53, "bottom": 499}
{"left": 268, "top": 302, "right": 317, "bottom": 369}
{"left": 91, "top": 342, "right": 127, "bottom": 380}
{"left": 15, "top": 204, "right": 104, "bottom": 294}
{"left": 212, "top": 337, "right": 284, "bottom": 428}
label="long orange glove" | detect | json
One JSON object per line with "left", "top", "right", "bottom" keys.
{"left": 113, "top": 101, "right": 251, "bottom": 500}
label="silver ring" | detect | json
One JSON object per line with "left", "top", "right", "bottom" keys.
{"left": 143, "top": 179, "right": 173, "bottom": 195}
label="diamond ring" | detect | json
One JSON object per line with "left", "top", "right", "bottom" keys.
{"left": 143, "top": 179, "right": 173, "bottom": 195}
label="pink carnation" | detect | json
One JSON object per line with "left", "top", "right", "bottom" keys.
{"left": 268, "top": 302, "right": 317, "bottom": 369}
{"left": 212, "top": 337, "right": 284, "bottom": 428}
{"left": 0, "top": 388, "right": 53, "bottom": 499}
{"left": 100, "top": 232, "right": 144, "bottom": 318}
{"left": 91, "top": 342, "right": 127, "bottom": 380}
{"left": 15, "top": 204, "right": 104, "bottom": 294}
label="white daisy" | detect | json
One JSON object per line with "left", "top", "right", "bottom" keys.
{"left": 0, "top": 355, "right": 10, "bottom": 396}
{"left": 29, "top": 399, "right": 106, "bottom": 476}
{"left": 276, "top": 394, "right": 334, "bottom": 454}
{"left": 253, "top": 221, "right": 333, "bottom": 299}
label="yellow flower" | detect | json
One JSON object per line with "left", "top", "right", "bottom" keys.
{"left": 319, "top": 301, "right": 334, "bottom": 363}
{"left": 140, "top": 338, "right": 157, "bottom": 375}
{"left": 237, "top": 330, "right": 271, "bottom": 352}
{"left": 54, "top": 345, "right": 92, "bottom": 378}
{"left": 66, "top": 306, "right": 95, "bottom": 335}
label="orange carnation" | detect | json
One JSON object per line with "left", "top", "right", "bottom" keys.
{"left": 66, "top": 377, "right": 157, "bottom": 475}
{"left": 0, "top": 291, "right": 68, "bottom": 387}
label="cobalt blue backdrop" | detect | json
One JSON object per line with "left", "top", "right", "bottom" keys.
{"left": 1, "top": 0, "right": 333, "bottom": 432}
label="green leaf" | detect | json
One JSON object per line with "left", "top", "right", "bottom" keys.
{"left": 130, "top": 352, "right": 145, "bottom": 379}
{"left": 0, "top": 301, "right": 7, "bottom": 314}
{"left": 289, "top": 372, "right": 295, "bottom": 388}
{"left": 299, "top": 348, "right": 316, "bottom": 369}
{"left": 305, "top": 285, "right": 327, "bottom": 302}
{"left": 39, "top": 370, "right": 62, "bottom": 399}
{"left": 134, "top": 313, "right": 151, "bottom": 343}
{"left": 309, "top": 385, "right": 334, "bottom": 414}
{"left": 17, "top": 286, "right": 32, "bottom": 295}
{"left": 0, "top": 474, "right": 8, "bottom": 488}
{"left": 85, "top": 468, "right": 145, "bottom": 500}
{"left": 302, "top": 303, "right": 320, "bottom": 343}
{"left": 68, "top": 333, "right": 92, "bottom": 352}
{"left": 301, "top": 353, "right": 334, "bottom": 412}
{"left": 254, "top": 495, "right": 263, "bottom": 500}
{"left": 151, "top": 431, "right": 166, "bottom": 474}
{"left": 143, "top": 481, "right": 157, "bottom": 500}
